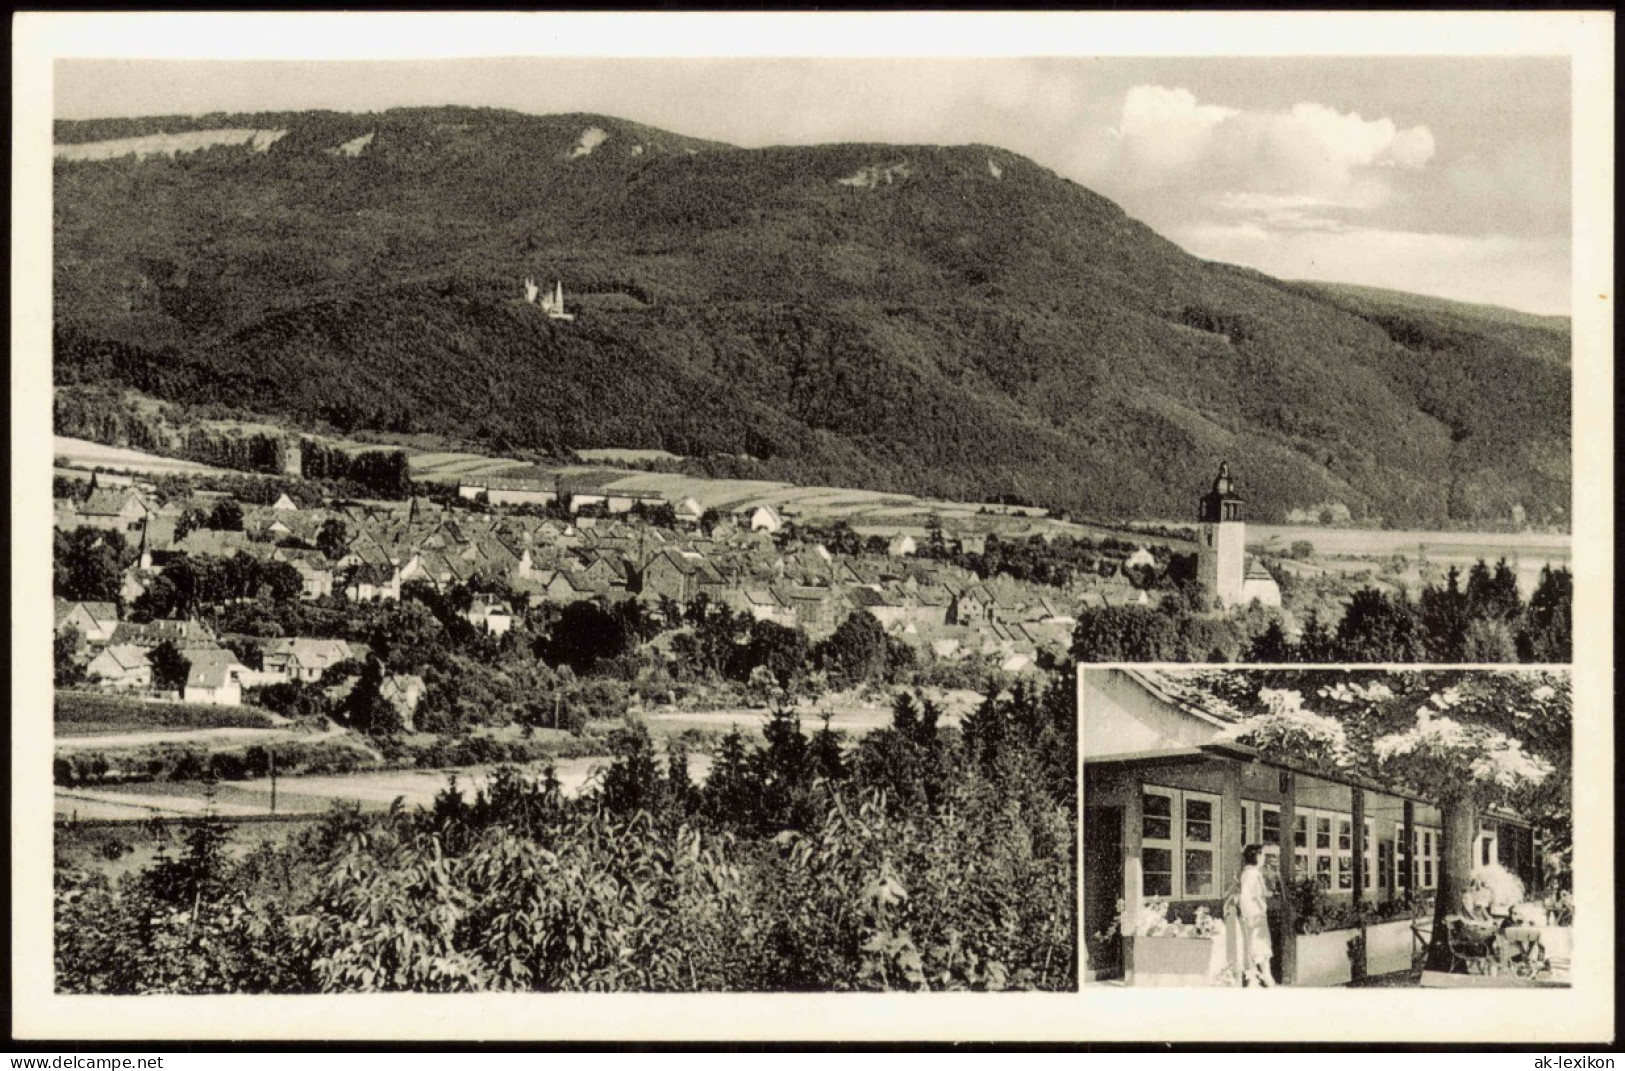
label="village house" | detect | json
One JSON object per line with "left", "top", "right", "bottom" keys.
{"left": 1241, "top": 558, "right": 1284, "bottom": 608}
{"left": 1082, "top": 668, "right": 1540, "bottom": 987}
{"left": 673, "top": 497, "right": 705, "bottom": 525}
{"left": 741, "top": 505, "right": 783, "bottom": 534}
{"left": 142, "top": 515, "right": 180, "bottom": 556}
{"left": 261, "top": 637, "right": 357, "bottom": 683}
{"left": 774, "top": 584, "right": 852, "bottom": 639}
{"left": 181, "top": 649, "right": 250, "bottom": 706}
{"left": 75, "top": 486, "right": 155, "bottom": 533}
{"left": 55, "top": 599, "right": 120, "bottom": 644}
{"left": 173, "top": 528, "right": 252, "bottom": 561}
{"left": 724, "top": 587, "right": 796, "bottom": 627}
{"left": 381, "top": 673, "right": 427, "bottom": 730}
{"left": 343, "top": 561, "right": 402, "bottom": 603}
{"left": 85, "top": 643, "right": 153, "bottom": 689}
{"left": 849, "top": 585, "right": 911, "bottom": 630}
{"left": 887, "top": 533, "right": 918, "bottom": 557}
{"left": 638, "top": 549, "right": 724, "bottom": 604}
{"left": 478, "top": 477, "right": 560, "bottom": 509}
{"left": 110, "top": 618, "right": 217, "bottom": 649}
{"left": 949, "top": 586, "right": 992, "bottom": 626}
{"left": 466, "top": 596, "right": 515, "bottom": 636}
{"left": 290, "top": 556, "right": 336, "bottom": 600}
{"left": 538, "top": 568, "right": 600, "bottom": 605}
{"left": 1123, "top": 546, "right": 1158, "bottom": 572}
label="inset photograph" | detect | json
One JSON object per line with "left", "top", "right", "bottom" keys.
{"left": 1082, "top": 666, "right": 1570, "bottom": 989}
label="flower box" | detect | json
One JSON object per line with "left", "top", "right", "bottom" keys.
{"left": 1364, "top": 919, "right": 1419, "bottom": 977}
{"left": 1293, "top": 927, "right": 1358, "bottom": 987}
{"left": 1125, "top": 935, "right": 1225, "bottom": 987}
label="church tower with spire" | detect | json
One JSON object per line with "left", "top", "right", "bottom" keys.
{"left": 1197, "top": 461, "right": 1247, "bottom": 610}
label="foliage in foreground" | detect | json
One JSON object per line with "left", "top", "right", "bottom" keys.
{"left": 56, "top": 675, "right": 1077, "bottom": 993}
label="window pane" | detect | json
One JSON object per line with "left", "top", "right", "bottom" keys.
{"left": 1316, "top": 855, "right": 1332, "bottom": 889}
{"left": 1144, "top": 872, "right": 1173, "bottom": 897}
{"left": 1143, "top": 793, "right": 1171, "bottom": 818}
{"left": 1262, "top": 811, "right": 1281, "bottom": 845}
{"left": 1339, "top": 820, "right": 1352, "bottom": 851}
{"left": 1185, "top": 819, "right": 1212, "bottom": 843}
{"left": 1185, "top": 798, "right": 1212, "bottom": 822}
{"left": 1143, "top": 847, "right": 1172, "bottom": 874}
{"left": 1338, "top": 859, "right": 1353, "bottom": 890}
{"left": 1424, "top": 861, "right": 1433, "bottom": 888}
{"left": 1294, "top": 816, "right": 1307, "bottom": 847}
{"left": 1295, "top": 852, "right": 1309, "bottom": 877}
{"left": 1143, "top": 816, "right": 1171, "bottom": 841}
{"left": 1184, "top": 850, "right": 1216, "bottom": 897}
{"left": 1316, "top": 817, "right": 1332, "bottom": 849}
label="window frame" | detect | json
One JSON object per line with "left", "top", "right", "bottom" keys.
{"left": 1181, "top": 789, "right": 1221, "bottom": 899}
{"left": 1362, "top": 818, "right": 1376, "bottom": 892}
{"left": 1141, "top": 786, "right": 1177, "bottom": 900}
{"left": 1394, "top": 821, "right": 1442, "bottom": 892}
{"left": 1337, "top": 817, "right": 1355, "bottom": 890}
{"left": 1141, "top": 784, "right": 1224, "bottom": 900}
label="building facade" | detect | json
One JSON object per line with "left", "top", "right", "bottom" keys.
{"left": 1196, "top": 462, "right": 1247, "bottom": 610}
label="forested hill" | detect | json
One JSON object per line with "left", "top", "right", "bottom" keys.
{"left": 52, "top": 106, "right": 1570, "bottom": 527}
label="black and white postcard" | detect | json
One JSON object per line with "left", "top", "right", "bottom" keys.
{"left": 10, "top": 10, "right": 1613, "bottom": 1045}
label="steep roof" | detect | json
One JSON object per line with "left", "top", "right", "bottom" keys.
{"left": 184, "top": 649, "right": 245, "bottom": 690}
{"left": 81, "top": 487, "right": 150, "bottom": 518}
{"left": 264, "top": 637, "right": 354, "bottom": 670}
{"left": 94, "top": 644, "right": 151, "bottom": 672}
{"left": 56, "top": 599, "right": 119, "bottom": 627}
{"left": 175, "top": 528, "right": 250, "bottom": 558}
{"left": 1120, "top": 669, "right": 1249, "bottom": 726}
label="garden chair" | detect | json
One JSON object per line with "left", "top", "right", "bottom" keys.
{"left": 1409, "top": 901, "right": 1435, "bottom": 971}
{"left": 1444, "top": 915, "right": 1500, "bottom": 976}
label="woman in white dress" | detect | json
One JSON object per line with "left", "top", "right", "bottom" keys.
{"left": 1233, "top": 843, "right": 1276, "bottom": 987}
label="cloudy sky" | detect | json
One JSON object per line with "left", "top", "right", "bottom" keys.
{"left": 55, "top": 54, "right": 1573, "bottom": 315}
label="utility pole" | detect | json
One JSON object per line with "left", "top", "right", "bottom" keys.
{"left": 269, "top": 746, "right": 277, "bottom": 815}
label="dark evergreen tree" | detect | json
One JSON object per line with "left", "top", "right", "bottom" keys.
{"left": 149, "top": 641, "right": 191, "bottom": 693}
{"left": 1518, "top": 565, "right": 1572, "bottom": 662}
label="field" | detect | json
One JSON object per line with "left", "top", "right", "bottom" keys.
{"left": 1247, "top": 524, "right": 1571, "bottom": 595}
{"left": 1246, "top": 523, "right": 1571, "bottom": 558}
{"left": 54, "top": 436, "right": 232, "bottom": 476}
{"left": 55, "top": 691, "right": 285, "bottom": 737}
{"left": 576, "top": 447, "right": 684, "bottom": 463}
{"left": 55, "top": 416, "right": 1166, "bottom": 544}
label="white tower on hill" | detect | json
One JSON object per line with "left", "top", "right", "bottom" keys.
{"left": 522, "top": 277, "right": 575, "bottom": 321}
{"left": 1197, "top": 461, "right": 1247, "bottom": 610}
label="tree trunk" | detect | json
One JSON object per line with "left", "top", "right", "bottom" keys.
{"left": 1426, "top": 796, "right": 1481, "bottom": 972}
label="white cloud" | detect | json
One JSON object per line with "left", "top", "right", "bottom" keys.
{"left": 1110, "top": 84, "right": 1237, "bottom": 172}
{"left": 1092, "top": 84, "right": 1435, "bottom": 211}
{"left": 1069, "top": 84, "right": 1569, "bottom": 306}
